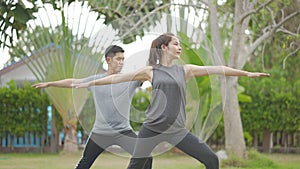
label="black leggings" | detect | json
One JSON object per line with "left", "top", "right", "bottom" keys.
{"left": 75, "top": 130, "right": 152, "bottom": 169}
{"left": 127, "top": 126, "right": 219, "bottom": 169}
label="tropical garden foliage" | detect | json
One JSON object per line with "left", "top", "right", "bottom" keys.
{"left": 0, "top": 81, "right": 49, "bottom": 150}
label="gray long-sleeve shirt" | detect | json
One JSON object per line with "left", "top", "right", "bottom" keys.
{"left": 84, "top": 73, "right": 140, "bottom": 135}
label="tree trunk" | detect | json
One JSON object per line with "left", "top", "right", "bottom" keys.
{"left": 10, "top": 134, "right": 14, "bottom": 151}
{"left": 287, "top": 133, "right": 292, "bottom": 147}
{"left": 253, "top": 131, "right": 258, "bottom": 148}
{"left": 293, "top": 133, "right": 297, "bottom": 147}
{"left": 208, "top": 0, "right": 252, "bottom": 158}
{"left": 282, "top": 131, "right": 288, "bottom": 153}
{"left": 40, "top": 131, "right": 45, "bottom": 153}
{"left": 276, "top": 131, "right": 280, "bottom": 146}
{"left": 222, "top": 76, "right": 247, "bottom": 158}
{"left": 262, "top": 129, "right": 273, "bottom": 153}
{"left": 298, "top": 135, "right": 300, "bottom": 151}
{"left": 50, "top": 111, "right": 59, "bottom": 153}
{"left": 63, "top": 123, "right": 78, "bottom": 153}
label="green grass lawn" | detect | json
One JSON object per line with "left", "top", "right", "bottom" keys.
{"left": 220, "top": 150, "right": 300, "bottom": 169}
{"left": 0, "top": 150, "right": 299, "bottom": 169}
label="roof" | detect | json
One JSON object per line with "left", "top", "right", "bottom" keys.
{"left": 0, "top": 44, "right": 105, "bottom": 80}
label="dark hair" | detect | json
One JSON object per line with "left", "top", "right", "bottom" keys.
{"left": 105, "top": 45, "right": 125, "bottom": 58}
{"left": 148, "top": 33, "right": 176, "bottom": 66}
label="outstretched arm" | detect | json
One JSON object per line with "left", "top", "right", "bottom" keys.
{"left": 32, "top": 78, "right": 84, "bottom": 88}
{"left": 72, "top": 66, "right": 153, "bottom": 88}
{"left": 184, "top": 64, "right": 270, "bottom": 79}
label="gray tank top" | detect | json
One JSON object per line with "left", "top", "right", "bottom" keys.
{"left": 144, "top": 65, "right": 187, "bottom": 133}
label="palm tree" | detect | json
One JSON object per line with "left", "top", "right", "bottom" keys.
{"left": 10, "top": 2, "right": 103, "bottom": 152}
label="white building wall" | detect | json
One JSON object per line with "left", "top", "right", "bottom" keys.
{"left": 0, "top": 63, "right": 37, "bottom": 87}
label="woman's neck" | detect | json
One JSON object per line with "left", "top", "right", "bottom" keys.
{"left": 160, "top": 56, "right": 175, "bottom": 67}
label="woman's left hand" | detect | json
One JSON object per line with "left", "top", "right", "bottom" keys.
{"left": 247, "top": 72, "right": 270, "bottom": 78}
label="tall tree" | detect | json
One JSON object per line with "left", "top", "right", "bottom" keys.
{"left": 87, "top": 0, "right": 171, "bottom": 43}
{"left": 0, "top": 0, "right": 37, "bottom": 48}
{"left": 7, "top": 1, "right": 103, "bottom": 152}
{"left": 204, "top": 0, "right": 300, "bottom": 157}
{"left": 240, "top": 5, "right": 300, "bottom": 150}
{"left": 0, "top": 0, "right": 75, "bottom": 48}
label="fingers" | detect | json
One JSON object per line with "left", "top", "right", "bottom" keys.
{"left": 256, "top": 73, "right": 270, "bottom": 77}
{"left": 32, "top": 83, "right": 47, "bottom": 88}
{"left": 261, "top": 73, "right": 270, "bottom": 77}
{"left": 32, "top": 83, "right": 42, "bottom": 88}
{"left": 249, "top": 72, "right": 270, "bottom": 78}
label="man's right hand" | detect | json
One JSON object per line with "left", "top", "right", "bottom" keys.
{"left": 32, "top": 82, "right": 49, "bottom": 88}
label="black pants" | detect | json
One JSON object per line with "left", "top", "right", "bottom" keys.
{"left": 75, "top": 130, "right": 152, "bottom": 169}
{"left": 127, "top": 126, "right": 219, "bottom": 169}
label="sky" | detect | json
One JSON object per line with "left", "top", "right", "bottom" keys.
{"left": 0, "top": 48, "right": 10, "bottom": 70}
